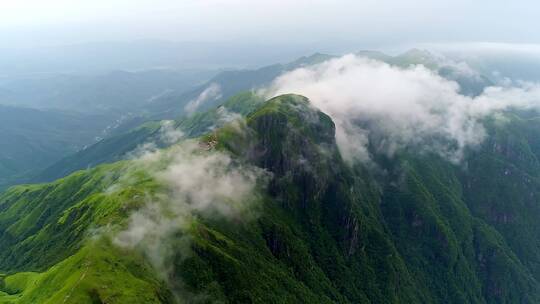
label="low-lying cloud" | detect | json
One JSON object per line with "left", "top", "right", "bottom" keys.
{"left": 126, "top": 120, "right": 185, "bottom": 160}
{"left": 184, "top": 83, "right": 222, "bottom": 114}
{"left": 159, "top": 120, "right": 185, "bottom": 144}
{"left": 112, "top": 140, "right": 266, "bottom": 289}
{"left": 265, "top": 54, "right": 540, "bottom": 163}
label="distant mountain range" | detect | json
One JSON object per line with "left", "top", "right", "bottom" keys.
{"left": 0, "top": 105, "right": 114, "bottom": 189}
{"left": 0, "top": 49, "right": 495, "bottom": 190}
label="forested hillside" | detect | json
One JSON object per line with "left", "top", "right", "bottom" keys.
{"left": 1, "top": 95, "right": 540, "bottom": 303}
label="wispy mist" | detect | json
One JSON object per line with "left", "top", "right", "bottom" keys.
{"left": 184, "top": 83, "right": 222, "bottom": 114}
{"left": 112, "top": 138, "right": 266, "bottom": 287}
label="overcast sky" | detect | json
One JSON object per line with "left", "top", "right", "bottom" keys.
{"left": 1, "top": 0, "right": 538, "bottom": 49}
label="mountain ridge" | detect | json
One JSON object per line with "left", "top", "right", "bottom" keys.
{"left": 2, "top": 94, "right": 540, "bottom": 303}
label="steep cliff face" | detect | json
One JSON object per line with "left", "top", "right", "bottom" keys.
{"left": 1, "top": 94, "right": 540, "bottom": 303}
{"left": 462, "top": 115, "right": 540, "bottom": 299}
{"left": 381, "top": 154, "right": 539, "bottom": 303}
{"left": 176, "top": 95, "right": 540, "bottom": 303}
{"left": 158, "top": 94, "right": 418, "bottom": 302}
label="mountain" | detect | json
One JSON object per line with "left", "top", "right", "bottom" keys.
{"left": 0, "top": 48, "right": 494, "bottom": 188}
{"left": 144, "top": 53, "right": 334, "bottom": 118}
{"left": 1, "top": 94, "right": 540, "bottom": 303}
{"left": 32, "top": 49, "right": 490, "bottom": 182}
{"left": 0, "top": 69, "right": 215, "bottom": 113}
{"left": 29, "top": 91, "right": 265, "bottom": 184}
{"left": 1, "top": 54, "right": 348, "bottom": 190}
{"left": 0, "top": 40, "right": 329, "bottom": 77}
{"left": 0, "top": 105, "right": 115, "bottom": 190}
{"left": 145, "top": 49, "right": 493, "bottom": 120}
{"left": 0, "top": 52, "right": 335, "bottom": 187}
{"left": 0, "top": 67, "right": 220, "bottom": 190}
{"left": 0, "top": 48, "right": 492, "bottom": 119}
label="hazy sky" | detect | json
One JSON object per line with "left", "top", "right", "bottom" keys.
{"left": 1, "top": 0, "right": 538, "bottom": 49}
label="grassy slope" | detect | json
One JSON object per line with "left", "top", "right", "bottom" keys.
{"left": 0, "top": 159, "right": 169, "bottom": 303}
{"left": 0, "top": 241, "right": 167, "bottom": 304}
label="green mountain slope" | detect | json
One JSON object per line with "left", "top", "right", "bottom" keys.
{"left": 2, "top": 94, "right": 540, "bottom": 303}
{"left": 0, "top": 105, "right": 115, "bottom": 190}
{"left": 0, "top": 53, "right": 333, "bottom": 191}
{"left": 30, "top": 92, "right": 265, "bottom": 184}
{"left": 144, "top": 53, "right": 334, "bottom": 117}
{"left": 30, "top": 122, "right": 163, "bottom": 184}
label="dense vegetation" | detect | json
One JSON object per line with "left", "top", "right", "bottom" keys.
{"left": 1, "top": 93, "right": 540, "bottom": 303}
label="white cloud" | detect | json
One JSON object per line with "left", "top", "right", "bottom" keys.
{"left": 184, "top": 83, "right": 222, "bottom": 114}
{"left": 159, "top": 120, "right": 184, "bottom": 144}
{"left": 265, "top": 54, "right": 540, "bottom": 163}
{"left": 126, "top": 120, "right": 185, "bottom": 159}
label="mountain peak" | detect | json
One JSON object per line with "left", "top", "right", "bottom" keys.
{"left": 240, "top": 94, "right": 337, "bottom": 175}
{"left": 248, "top": 94, "right": 335, "bottom": 143}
